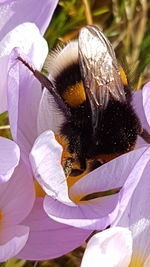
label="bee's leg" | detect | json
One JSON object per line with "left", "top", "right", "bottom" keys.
{"left": 63, "top": 157, "right": 74, "bottom": 177}
{"left": 140, "top": 128, "right": 150, "bottom": 143}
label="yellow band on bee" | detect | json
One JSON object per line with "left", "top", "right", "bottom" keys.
{"left": 119, "top": 67, "right": 128, "bottom": 86}
{"left": 62, "top": 81, "right": 86, "bottom": 107}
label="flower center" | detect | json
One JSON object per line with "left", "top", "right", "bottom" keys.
{"left": 129, "top": 254, "right": 145, "bottom": 267}
{"left": 34, "top": 179, "right": 45, "bottom": 198}
{"left": 55, "top": 134, "right": 123, "bottom": 203}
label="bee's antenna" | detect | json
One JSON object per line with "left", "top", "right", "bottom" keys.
{"left": 17, "top": 56, "right": 71, "bottom": 118}
{"left": 17, "top": 56, "right": 35, "bottom": 74}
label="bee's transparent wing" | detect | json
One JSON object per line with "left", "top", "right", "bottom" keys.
{"left": 78, "top": 26, "right": 126, "bottom": 127}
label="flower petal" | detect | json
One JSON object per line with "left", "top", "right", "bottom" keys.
{"left": 0, "top": 0, "right": 58, "bottom": 39}
{"left": 118, "top": 155, "right": 150, "bottom": 265}
{"left": 143, "top": 82, "right": 150, "bottom": 127}
{"left": 133, "top": 88, "right": 150, "bottom": 147}
{"left": 30, "top": 130, "right": 71, "bottom": 204}
{"left": 44, "top": 145, "right": 150, "bottom": 230}
{"left": 0, "top": 137, "right": 20, "bottom": 183}
{"left": 17, "top": 198, "right": 92, "bottom": 260}
{"left": 81, "top": 227, "right": 132, "bottom": 267}
{"left": 0, "top": 160, "right": 35, "bottom": 225}
{"left": 69, "top": 146, "right": 148, "bottom": 199}
{"left": 30, "top": 130, "right": 150, "bottom": 230}
{"left": 0, "top": 22, "right": 48, "bottom": 69}
{"left": 113, "top": 145, "right": 150, "bottom": 226}
{"left": 0, "top": 22, "right": 48, "bottom": 114}
{"left": 0, "top": 225, "right": 29, "bottom": 262}
{"left": 7, "top": 44, "right": 47, "bottom": 162}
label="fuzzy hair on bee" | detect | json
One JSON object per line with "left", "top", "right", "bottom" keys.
{"left": 18, "top": 25, "right": 149, "bottom": 176}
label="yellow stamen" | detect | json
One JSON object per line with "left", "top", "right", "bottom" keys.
{"left": 0, "top": 210, "right": 3, "bottom": 221}
{"left": 129, "top": 254, "right": 145, "bottom": 267}
{"left": 34, "top": 179, "right": 46, "bottom": 198}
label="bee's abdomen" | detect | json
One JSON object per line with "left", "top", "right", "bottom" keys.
{"left": 89, "top": 100, "right": 141, "bottom": 157}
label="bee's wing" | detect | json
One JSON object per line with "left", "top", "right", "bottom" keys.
{"left": 78, "top": 26, "right": 126, "bottom": 114}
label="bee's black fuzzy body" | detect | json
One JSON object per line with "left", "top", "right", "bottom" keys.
{"left": 27, "top": 25, "right": 142, "bottom": 174}
{"left": 53, "top": 59, "right": 141, "bottom": 170}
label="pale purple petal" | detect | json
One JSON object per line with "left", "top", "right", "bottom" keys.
{"left": 0, "top": 0, "right": 58, "bottom": 39}
{"left": 113, "top": 145, "right": 150, "bottom": 226}
{"left": 118, "top": 156, "right": 150, "bottom": 264}
{"left": 0, "top": 56, "right": 8, "bottom": 113}
{"left": 17, "top": 198, "right": 92, "bottom": 260}
{"left": 143, "top": 82, "right": 150, "bottom": 127}
{"left": 133, "top": 90, "right": 149, "bottom": 131}
{"left": 30, "top": 130, "right": 150, "bottom": 230}
{"left": 81, "top": 227, "right": 132, "bottom": 267}
{"left": 0, "top": 137, "right": 20, "bottom": 183}
{"left": 31, "top": 131, "right": 120, "bottom": 230}
{"left": 69, "top": 146, "right": 148, "bottom": 199}
{"left": 0, "top": 22, "right": 48, "bottom": 114}
{"left": 30, "top": 131, "right": 71, "bottom": 204}
{"left": 133, "top": 88, "right": 150, "bottom": 147}
{"left": 44, "top": 194, "right": 120, "bottom": 230}
{"left": 0, "top": 160, "right": 35, "bottom": 225}
{"left": 7, "top": 47, "right": 46, "bottom": 163}
{"left": 0, "top": 22, "right": 48, "bottom": 69}
{"left": 44, "top": 146, "right": 150, "bottom": 229}
{"left": 0, "top": 225, "right": 29, "bottom": 262}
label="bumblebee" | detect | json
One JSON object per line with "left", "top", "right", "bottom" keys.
{"left": 19, "top": 25, "right": 146, "bottom": 176}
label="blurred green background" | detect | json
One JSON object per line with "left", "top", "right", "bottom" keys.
{"left": 0, "top": 0, "right": 150, "bottom": 266}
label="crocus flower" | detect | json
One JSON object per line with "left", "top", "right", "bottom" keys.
{"left": 0, "top": 136, "right": 20, "bottom": 183}
{"left": 117, "top": 154, "right": 150, "bottom": 266}
{"left": 6, "top": 47, "right": 92, "bottom": 260}
{"left": 80, "top": 144, "right": 150, "bottom": 267}
{"left": 0, "top": 1, "right": 92, "bottom": 260}
{"left": 0, "top": 138, "right": 35, "bottom": 261}
{"left": 30, "top": 131, "right": 150, "bottom": 231}
{"left": 1, "top": 0, "right": 150, "bottom": 260}
{"left": 0, "top": 0, "right": 58, "bottom": 114}
{"left": 133, "top": 82, "right": 150, "bottom": 147}
{"left": 0, "top": 0, "right": 58, "bottom": 39}
{"left": 5, "top": 23, "right": 150, "bottom": 259}
{"left": 7, "top": 43, "right": 150, "bottom": 234}
{"left": 80, "top": 227, "right": 133, "bottom": 267}
{"left": 30, "top": 78, "right": 150, "bottom": 230}
{"left": 79, "top": 83, "right": 150, "bottom": 267}
{"left": 0, "top": 22, "right": 48, "bottom": 114}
